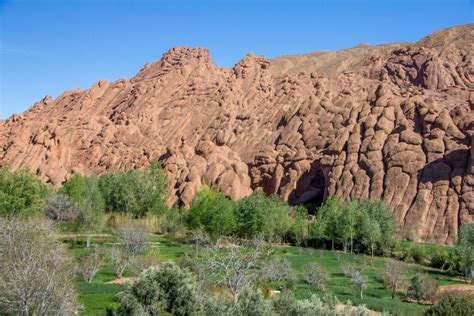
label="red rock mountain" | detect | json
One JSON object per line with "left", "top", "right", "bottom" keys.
{"left": 1, "top": 24, "right": 473, "bottom": 243}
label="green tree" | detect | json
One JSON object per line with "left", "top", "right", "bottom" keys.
{"left": 187, "top": 186, "right": 236, "bottom": 238}
{"left": 317, "top": 196, "right": 343, "bottom": 249}
{"left": 359, "top": 212, "right": 381, "bottom": 257}
{"left": 60, "top": 174, "right": 104, "bottom": 245}
{"left": 339, "top": 199, "right": 359, "bottom": 253}
{"left": 361, "top": 199, "right": 396, "bottom": 254}
{"left": 118, "top": 262, "right": 197, "bottom": 316}
{"left": 0, "top": 167, "right": 49, "bottom": 217}
{"left": 234, "top": 191, "right": 292, "bottom": 240}
{"left": 288, "top": 206, "right": 310, "bottom": 247}
{"left": 99, "top": 160, "right": 168, "bottom": 218}
{"left": 457, "top": 222, "right": 474, "bottom": 281}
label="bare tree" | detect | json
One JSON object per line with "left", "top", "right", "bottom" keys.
{"left": 81, "top": 248, "right": 102, "bottom": 283}
{"left": 44, "top": 193, "right": 80, "bottom": 222}
{"left": 131, "top": 255, "right": 161, "bottom": 273}
{"left": 261, "top": 257, "right": 297, "bottom": 285}
{"left": 110, "top": 246, "right": 129, "bottom": 278}
{"left": 342, "top": 263, "right": 367, "bottom": 299}
{"left": 381, "top": 260, "right": 406, "bottom": 299}
{"left": 119, "top": 223, "right": 150, "bottom": 260}
{"left": 304, "top": 263, "right": 328, "bottom": 291}
{"left": 204, "top": 237, "right": 270, "bottom": 301}
{"left": 0, "top": 218, "right": 80, "bottom": 315}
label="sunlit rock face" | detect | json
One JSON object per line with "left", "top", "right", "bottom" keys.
{"left": 1, "top": 24, "right": 473, "bottom": 244}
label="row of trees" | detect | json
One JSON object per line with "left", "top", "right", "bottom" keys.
{"left": 0, "top": 161, "right": 168, "bottom": 220}
{"left": 187, "top": 187, "right": 397, "bottom": 257}
{"left": 312, "top": 197, "right": 396, "bottom": 256}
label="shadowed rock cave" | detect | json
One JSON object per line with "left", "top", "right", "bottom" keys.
{"left": 288, "top": 161, "right": 326, "bottom": 214}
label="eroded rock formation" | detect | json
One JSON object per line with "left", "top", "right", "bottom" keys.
{"left": 1, "top": 24, "right": 473, "bottom": 243}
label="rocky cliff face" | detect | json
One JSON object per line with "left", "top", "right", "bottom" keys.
{"left": 1, "top": 24, "right": 473, "bottom": 243}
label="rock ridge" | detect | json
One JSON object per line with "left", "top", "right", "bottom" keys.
{"left": 1, "top": 24, "right": 473, "bottom": 243}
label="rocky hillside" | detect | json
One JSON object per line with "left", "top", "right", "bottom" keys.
{"left": 1, "top": 24, "right": 473, "bottom": 243}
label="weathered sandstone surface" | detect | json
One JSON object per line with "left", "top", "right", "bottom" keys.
{"left": 1, "top": 24, "right": 473, "bottom": 243}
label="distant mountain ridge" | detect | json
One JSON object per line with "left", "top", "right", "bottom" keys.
{"left": 1, "top": 24, "right": 473, "bottom": 243}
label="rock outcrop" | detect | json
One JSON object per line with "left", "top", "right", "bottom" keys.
{"left": 1, "top": 24, "right": 473, "bottom": 243}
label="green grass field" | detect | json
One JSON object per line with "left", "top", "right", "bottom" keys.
{"left": 64, "top": 234, "right": 464, "bottom": 315}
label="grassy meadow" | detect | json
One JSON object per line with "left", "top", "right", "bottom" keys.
{"left": 63, "top": 232, "right": 465, "bottom": 316}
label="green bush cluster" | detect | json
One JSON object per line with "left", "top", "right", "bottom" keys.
{"left": 187, "top": 188, "right": 293, "bottom": 241}
{"left": 0, "top": 166, "right": 49, "bottom": 217}
{"left": 0, "top": 162, "right": 168, "bottom": 228}
{"left": 99, "top": 160, "right": 168, "bottom": 218}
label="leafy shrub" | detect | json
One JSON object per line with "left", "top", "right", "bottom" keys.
{"left": 118, "top": 262, "right": 197, "bottom": 316}
{"left": 409, "top": 244, "right": 428, "bottom": 264}
{"left": 424, "top": 294, "right": 474, "bottom": 316}
{"left": 430, "top": 249, "right": 461, "bottom": 273}
{"left": 272, "top": 291, "right": 342, "bottom": 316}
{"left": 0, "top": 167, "right": 49, "bottom": 217}
{"left": 407, "top": 274, "right": 438, "bottom": 303}
{"left": 187, "top": 186, "right": 236, "bottom": 238}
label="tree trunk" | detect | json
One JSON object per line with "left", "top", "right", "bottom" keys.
{"left": 350, "top": 235, "right": 353, "bottom": 253}
{"left": 86, "top": 235, "right": 91, "bottom": 248}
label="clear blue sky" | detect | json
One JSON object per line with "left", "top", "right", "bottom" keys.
{"left": 0, "top": 0, "right": 472, "bottom": 118}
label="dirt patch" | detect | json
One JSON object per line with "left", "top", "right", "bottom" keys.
{"left": 105, "top": 277, "right": 135, "bottom": 285}
{"left": 56, "top": 233, "right": 112, "bottom": 238}
{"left": 437, "top": 284, "right": 474, "bottom": 294}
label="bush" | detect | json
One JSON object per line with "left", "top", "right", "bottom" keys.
{"left": 45, "top": 193, "right": 80, "bottom": 222}
{"left": 187, "top": 186, "right": 236, "bottom": 238}
{"left": 161, "top": 205, "right": 186, "bottom": 235}
{"left": 118, "top": 262, "right": 197, "bottom": 315}
{"left": 272, "top": 291, "right": 341, "bottom": 316}
{"left": 409, "top": 244, "right": 428, "bottom": 264}
{"left": 407, "top": 274, "right": 438, "bottom": 303}
{"left": 430, "top": 249, "right": 461, "bottom": 273}
{"left": 0, "top": 167, "right": 49, "bottom": 217}
{"left": 234, "top": 191, "right": 292, "bottom": 240}
{"left": 304, "top": 263, "right": 328, "bottom": 291}
{"left": 424, "top": 294, "right": 474, "bottom": 316}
